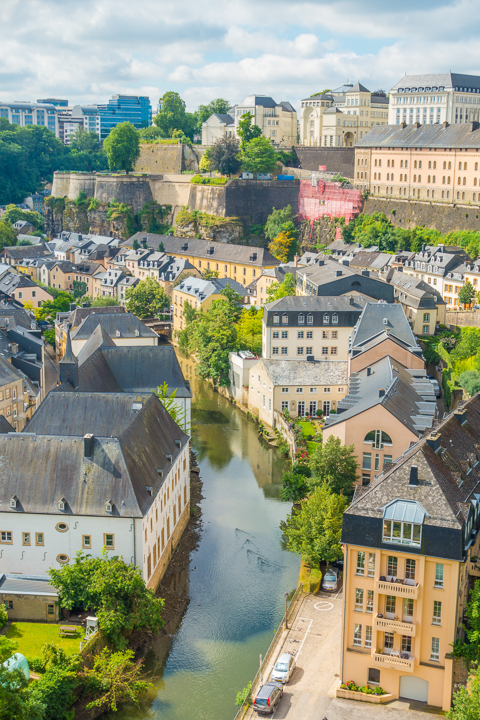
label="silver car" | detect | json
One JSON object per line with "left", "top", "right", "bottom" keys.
{"left": 271, "top": 652, "right": 296, "bottom": 684}
{"left": 322, "top": 566, "right": 340, "bottom": 592}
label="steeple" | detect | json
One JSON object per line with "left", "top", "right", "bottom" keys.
{"left": 59, "top": 328, "right": 78, "bottom": 388}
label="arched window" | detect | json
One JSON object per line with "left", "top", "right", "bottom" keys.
{"left": 282, "top": 313, "right": 288, "bottom": 324}
{"left": 297, "top": 313, "right": 304, "bottom": 324}
{"left": 364, "top": 430, "right": 393, "bottom": 449}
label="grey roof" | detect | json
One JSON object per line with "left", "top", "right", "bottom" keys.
{"left": 62, "top": 304, "right": 125, "bottom": 329}
{"left": 264, "top": 294, "right": 370, "bottom": 315}
{"left": 325, "top": 357, "right": 436, "bottom": 435}
{"left": 177, "top": 277, "right": 247, "bottom": 302}
{"left": 1, "top": 245, "right": 52, "bottom": 259}
{"left": 348, "top": 83, "right": 370, "bottom": 93}
{"left": 213, "top": 113, "right": 234, "bottom": 125}
{"left": 0, "top": 416, "right": 15, "bottom": 433}
{"left": 259, "top": 358, "right": 348, "bottom": 386}
{"left": 388, "top": 270, "right": 445, "bottom": 309}
{"left": 296, "top": 259, "right": 395, "bottom": 302}
{"left": 356, "top": 122, "right": 480, "bottom": 149}
{"left": 391, "top": 73, "right": 480, "bottom": 92}
{"left": 238, "top": 95, "right": 277, "bottom": 108}
{"left": 0, "top": 273, "right": 47, "bottom": 295}
{"left": 76, "top": 324, "right": 116, "bottom": 366}
{"left": 0, "top": 394, "right": 188, "bottom": 519}
{"left": 0, "top": 574, "right": 58, "bottom": 597}
{"left": 124, "top": 235, "right": 280, "bottom": 267}
{"left": 370, "top": 95, "right": 389, "bottom": 105}
{"left": 279, "top": 101, "right": 296, "bottom": 113}
{"left": 0, "top": 354, "right": 27, "bottom": 387}
{"left": 350, "top": 302, "right": 420, "bottom": 351}
{"left": 349, "top": 251, "right": 393, "bottom": 271}
{"left": 71, "top": 312, "right": 157, "bottom": 340}
{"left": 0, "top": 307, "right": 36, "bottom": 330}
{"left": 324, "top": 107, "right": 344, "bottom": 115}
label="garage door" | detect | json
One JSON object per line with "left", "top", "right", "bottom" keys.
{"left": 399, "top": 676, "right": 429, "bottom": 703}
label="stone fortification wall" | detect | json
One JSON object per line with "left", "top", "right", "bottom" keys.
{"left": 446, "top": 310, "right": 480, "bottom": 327}
{"left": 295, "top": 146, "right": 355, "bottom": 178}
{"left": 225, "top": 179, "right": 300, "bottom": 226}
{"left": 51, "top": 172, "right": 155, "bottom": 214}
{"left": 363, "top": 196, "right": 480, "bottom": 234}
{"left": 51, "top": 173, "right": 96, "bottom": 201}
{"left": 148, "top": 177, "right": 193, "bottom": 222}
{"left": 135, "top": 143, "right": 207, "bottom": 174}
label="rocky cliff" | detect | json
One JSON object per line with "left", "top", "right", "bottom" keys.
{"left": 174, "top": 208, "right": 244, "bottom": 243}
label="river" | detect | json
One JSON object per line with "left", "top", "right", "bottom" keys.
{"left": 110, "top": 355, "right": 299, "bottom": 720}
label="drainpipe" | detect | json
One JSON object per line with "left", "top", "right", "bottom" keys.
{"left": 340, "top": 543, "right": 347, "bottom": 683}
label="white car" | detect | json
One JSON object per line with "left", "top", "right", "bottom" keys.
{"left": 271, "top": 653, "right": 296, "bottom": 684}
{"left": 322, "top": 567, "right": 340, "bottom": 592}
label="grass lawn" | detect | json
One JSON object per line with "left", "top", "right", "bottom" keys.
{"left": 307, "top": 441, "right": 320, "bottom": 455}
{"left": 298, "top": 421, "right": 316, "bottom": 436}
{"left": 5, "top": 623, "right": 84, "bottom": 658}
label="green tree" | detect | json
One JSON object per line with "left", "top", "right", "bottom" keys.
{"left": 154, "top": 381, "right": 188, "bottom": 431}
{"left": 236, "top": 306, "right": 263, "bottom": 355}
{"left": 241, "top": 136, "right": 278, "bottom": 175}
{"left": 201, "top": 268, "right": 220, "bottom": 280}
{"left": 158, "top": 241, "right": 165, "bottom": 252}
{"left": 195, "top": 99, "right": 231, "bottom": 134}
{"left": 2, "top": 204, "right": 44, "bottom": 230}
{"left": 0, "top": 636, "right": 36, "bottom": 720}
{"left": 308, "top": 436, "right": 358, "bottom": 498}
{"left": 72, "top": 280, "right": 87, "bottom": 299}
{"left": 268, "top": 230, "right": 299, "bottom": 263}
{"left": 280, "top": 483, "right": 348, "bottom": 566}
{"left": 459, "top": 281, "right": 476, "bottom": 307}
{"left": 207, "top": 136, "right": 241, "bottom": 176}
{"left": 154, "top": 92, "right": 195, "bottom": 139}
{"left": 103, "top": 122, "right": 140, "bottom": 173}
{"left": 237, "top": 112, "right": 262, "bottom": 149}
{"left": 266, "top": 272, "right": 296, "bottom": 301}
{"left": 33, "top": 290, "right": 72, "bottom": 324}
{"left": 70, "top": 127, "right": 101, "bottom": 153}
{"left": 81, "top": 648, "right": 152, "bottom": 712}
{"left": 28, "top": 658, "right": 78, "bottom": 720}
{"left": 91, "top": 296, "right": 119, "bottom": 307}
{"left": 264, "top": 205, "right": 297, "bottom": 242}
{"left": 280, "top": 472, "right": 309, "bottom": 502}
{"left": 125, "top": 276, "right": 169, "bottom": 318}
{"left": 48, "top": 552, "right": 164, "bottom": 650}
{"left": 0, "top": 220, "right": 17, "bottom": 247}
{"left": 448, "top": 665, "right": 480, "bottom": 720}
{"left": 459, "top": 370, "right": 480, "bottom": 397}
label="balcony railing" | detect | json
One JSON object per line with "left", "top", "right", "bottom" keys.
{"left": 374, "top": 616, "right": 416, "bottom": 637}
{"left": 376, "top": 578, "right": 419, "bottom": 599}
{"left": 372, "top": 652, "right": 415, "bottom": 672}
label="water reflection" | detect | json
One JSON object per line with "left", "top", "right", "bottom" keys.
{"left": 107, "top": 354, "right": 299, "bottom": 720}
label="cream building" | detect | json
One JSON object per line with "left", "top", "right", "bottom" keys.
{"left": 300, "top": 83, "right": 389, "bottom": 147}
{"left": 201, "top": 113, "right": 235, "bottom": 146}
{"left": 340, "top": 399, "right": 480, "bottom": 711}
{"left": 248, "top": 358, "right": 348, "bottom": 427}
{"left": 234, "top": 95, "right": 297, "bottom": 146}
{"left": 173, "top": 277, "right": 247, "bottom": 335}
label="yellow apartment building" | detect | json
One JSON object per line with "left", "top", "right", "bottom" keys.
{"left": 173, "top": 277, "right": 247, "bottom": 336}
{"left": 340, "top": 399, "right": 480, "bottom": 711}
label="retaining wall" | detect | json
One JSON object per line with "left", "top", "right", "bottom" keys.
{"left": 135, "top": 143, "right": 207, "bottom": 174}
{"left": 295, "top": 146, "right": 355, "bottom": 178}
{"left": 363, "top": 196, "right": 480, "bottom": 234}
{"left": 446, "top": 310, "right": 480, "bottom": 327}
{"left": 225, "top": 179, "right": 300, "bottom": 225}
{"left": 51, "top": 172, "right": 156, "bottom": 213}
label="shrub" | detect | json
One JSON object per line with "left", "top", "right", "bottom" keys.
{"left": 0, "top": 604, "right": 7, "bottom": 628}
{"left": 27, "top": 656, "right": 46, "bottom": 672}
{"left": 235, "top": 680, "right": 252, "bottom": 706}
{"left": 190, "top": 175, "right": 228, "bottom": 186}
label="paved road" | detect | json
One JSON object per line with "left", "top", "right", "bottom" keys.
{"left": 246, "top": 589, "right": 443, "bottom": 720}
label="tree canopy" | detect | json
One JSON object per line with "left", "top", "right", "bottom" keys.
{"left": 206, "top": 136, "right": 241, "bottom": 176}
{"left": 237, "top": 112, "right": 262, "bottom": 149}
{"left": 268, "top": 230, "right": 299, "bottom": 263}
{"left": 241, "top": 136, "right": 278, "bottom": 174}
{"left": 154, "top": 92, "right": 195, "bottom": 139}
{"left": 266, "top": 272, "right": 296, "bottom": 301}
{"left": 125, "top": 276, "right": 169, "bottom": 318}
{"left": 70, "top": 127, "right": 102, "bottom": 153}
{"left": 459, "top": 281, "right": 476, "bottom": 307}
{"left": 459, "top": 370, "right": 480, "bottom": 397}
{"left": 308, "top": 436, "right": 358, "bottom": 498}
{"left": 103, "top": 122, "right": 140, "bottom": 173}
{"left": 236, "top": 306, "right": 263, "bottom": 355}
{"left": 195, "top": 99, "right": 231, "bottom": 134}
{"left": 264, "top": 205, "right": 297, "bottom": 242}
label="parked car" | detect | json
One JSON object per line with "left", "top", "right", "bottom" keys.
{"left": 271, "top": 652, "right": 296, "bottom": 683}
{"left": 252, "top": 682, "right": 283, "bottom": 714}
{"left": 321, "top": 566, "right": 340, "bottom": 592}
{"left": 332, "top": 559, "right": 344, "bottom": 572}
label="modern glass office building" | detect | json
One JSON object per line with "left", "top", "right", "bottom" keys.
{"left": 97, "top": 95, "right": 152, "bottom": 140}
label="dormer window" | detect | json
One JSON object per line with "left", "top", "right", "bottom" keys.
{"left": 166, "top": 454, "right": 173, "bottom": 463}
{"left": 332, "top": 314, "right": 338, "bottom": 325}
{"left": 115, "top": 330, "right": 121, "bottom": 338}
{"left": 105, "top": 500, "right": 113, "bottom": 513}
{"left": 323, "top": 314, "right": 330, "bottom": 324}
{"left": 58, "top": 497, "right": 66, "bottom": 511}
{"left": 9, "top": 495, "right": 18, "bottom": 509}
{"left": 298, "top": 314, "right": 305, "bottom": 324}
{"left": 282, "top": 313, "right": 288, "bottom": 324}
{"left": 157, "top": 468, "right": 164, "bottom": 478}
{"left": 307, "top": 314, "right": 313, "bottom": 325}
{"left": 382, "top": 500, "right": 425, "bottom": 547}
{"left": 134, "top": 329, "right": 139, "bottom": 337}
{"left": 146, "top": 486, "right": 153, "bottom": 496}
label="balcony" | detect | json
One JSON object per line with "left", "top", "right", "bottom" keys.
{"left": 374, "top": 616, "right": 416, "bottom": 637}
{"left": 376, "top": 577, "right": 419, "bottom": 599}
{"left": 372, "top": 652, "right": 415, "bottom": 672}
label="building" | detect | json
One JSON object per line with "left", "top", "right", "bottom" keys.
{"left": 0, "top": 102, "right": 59, "bottom": 136}
{"left": 349, "top": 302, "right": 424, "bottom": 374}
{"left": 323, "top": 357, "right": 436, "bottom": 486}
{"left": 355, "top": 121, "right": 480, "bottom": 201}
{"left": 232, "top": 95, "right": 297, "bottom": 146}
{"left": 389, "top": 73, "right": 480, "bottom": 126}
{"left": 70, "top": 105, "right": 101, "bottom": 139}
{"left": 0, "top": 245, "right": 52, "bottom": 267}
{"left": 248, "top": 358, "right": 348, "bottom": 426}
{"left": 300, "top": 83, "right": 389, "bottom": 147}
{"left": 349, "top": 251, "right": 393, "bottom": 274}
{"left": 0, "top": 574, "right": 59, "bottom": 622}
{"left": 69, "top": 311, "right": 158, "bottom": 356}
{"left": 125, "top": 234, "right": 280, "bottom": 286}
{"left": 262, "top": 295, "right": 370, "bottom": 361}
{"left": 400, "top": 244, "right": 471, "bottom": 310}
{"left": 385, "top": 270, "right": 447, "bottom": 332}
{"left": 23, "top": 194, "right": 46, "bottom": 215}
{"left": 128, "top": 250, "right": 200, "bottom": 296}
{"left": 97, "top": 95, "right": 152, "bottom": 141}
{"left": 201, "top": 113, "right": 235, "bottom": 146}
{"left": 340, "top": 396, "right": 480, "bottom": 710}
{"left": 173, "top": 277, "right": 247, "bottom": 335}
{"left": 0, "top": 273, "right": 53, "bottom": 309}
{"left": 54, "top": 304, "right": 126, "bottom": 358}
{"left": 0, "top": 354, "right": 27, "bottom": 430}
{"left": 0, "top": 389, "right": 190, "bottom": 590}
{"left": 228, "top": 351, "right": 259, "bottom": 406}
{"left": 246, "top": 264, "right": 300, "bottom": 306}
{"left": 295, "top": 258, "right": 395, "bottom": 302}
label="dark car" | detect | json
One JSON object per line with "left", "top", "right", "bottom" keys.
{"left": 252, "top": 682, "right": 283, "bottom": 714}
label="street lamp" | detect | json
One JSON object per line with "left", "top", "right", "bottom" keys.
{"left": 285, "top": 592, "right": 289, "bottom": 630}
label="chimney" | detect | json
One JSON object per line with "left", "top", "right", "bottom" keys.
{"left": 69, "top": 302, "right": 76, "bottom": 311}
{"left": 443, "top": 121, "right": 449, "bottom": 128}
{"left": 349, "top": 295, "right": 354, "bottom": 305}
{"left": 454, "top": 409, "right": 468, "bottom": 425}
{"left": 84, "top": 433, "right": 94, "bottom": 458}
{"left": 59, "top": 329, "right": 79, "bottom": 389}
{"left": 471, "top": 121, "right": 479, "bottom": 132}
{"left": 426, "top": 432, "right": 441, "bottom": 452}
{"left": 318, "top": 260, "right": 325, "bottom": 266}
{"left": 361, "top": 270, "right": 369, "bottom": 276}
{"left": 336, "top": 270, "right": 343, "bottom": 277}
{"left": 379, "top": 388, "right": 385, "bottom": 398}
{"left": 294, "top": 255, "right": 299, "bottom": 267}
{"left": 401, "top": 121, "right": 407, "bottom": 129}
{"left": 409, "top": 465, "right": 418, "bottom": 486}
{"left": 367, "top": 367, "right": 372, "bottom": 376}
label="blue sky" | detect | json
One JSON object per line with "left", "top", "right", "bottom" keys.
{"left": 2, "top": 0, "right": 480, "bottom": 113}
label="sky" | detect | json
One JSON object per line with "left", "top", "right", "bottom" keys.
{"left": 2, "top": 0, "right": 480, "bottom": 114}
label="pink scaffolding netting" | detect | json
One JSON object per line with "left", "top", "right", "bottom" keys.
{"left": 298, "top": 180, "right": 363, "bottom": 228}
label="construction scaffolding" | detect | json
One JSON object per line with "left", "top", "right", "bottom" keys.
{"left": 298, "top": 178, "right": 363, "bottom": 225}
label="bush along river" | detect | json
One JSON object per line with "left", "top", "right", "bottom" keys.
{"left": 106, "top": 353, "right": 299, "bottom": 720}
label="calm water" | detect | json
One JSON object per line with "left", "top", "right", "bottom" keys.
{"left": 111, "top": 354, "right": 299, "bottom": 720}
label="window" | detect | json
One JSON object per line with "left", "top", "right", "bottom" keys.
{"left": 273, "top": 331, "right": 279, "bottom": 339}
{"left": 104, "top": 533, "right": 114, "bottom": 549}
{"left": 353, "top": 624, "right": 362, "bottom": 646}
{"left": 262, "top": 394, "right": 265, "bottom": 407}
{"left": 22, "top": 532, "right": 30, "bottom": 545}
{"left": 368, "top": 553, "right": 375, "bottom": 577}
{"left": 297, "top": 347, "right": 304, "bottom": 355}
{"left": 306, "top": 347, "right": 312, "bottom": 355}
{"left": 1, "top": 531, "right": 12, "bottom": 543}
{"left": 431, "top": 637, "right": 440, "bottom": 661}
{"left": 322, "top": 347, "right": 328, "bottom": 355}
{"left": 281, "top": 387, "right": 289, "bottom": 393}
{"left": 383, "top": 501, "right": 423, "bottom": 546}
{"left": 323, "top": 330, "right": 329, "bottom": 339}
{"left": 423, "top": 313, "right": 430, "bottom": 322}
{"left": 366, "top": 590, "right": 374, "bottom": 613}
{"left": 355, "top": 588, "right": 364, "bottom": 611}
{"left": 433, "top": 600, "right": 442, "bottom": 625}
{"left": 386, "top": 595, "right": 396, "bottom": 615}
{"left": 273, "top": 315, "right": 279, "bottom": 324}
{"left": 307, "top": 331, "right": 313, "bottom": 339}
{"left": 309, "top": 387, "right": 317, "bottom": 393}
{"left": 365, "top": 625, "right": 372, "bottom": 648}
{"left": 403, "top": 598, "right": 414, "bottom": 621}
{"left": 364, "top": 430, "right": 392, "bottom": 448}
{"left": 297, "top": 314, "right": 304, "bottom": 324}
{"left": 55, "top": 522, "right": 68, "bottom": 532}
{"left": 402, "top": 636, "right": 412, "bottom": 654}
{"left": 330, "top": 347, "right": 337, "bottom": 356}
{"left": 281, "top": 347, "right": 287, "bottom": 355}
{"left": 384, "top": 632, "right": 394, "bottom": 649}
{"left": 35, "top": 532, "right": 44, "bottom": 546}
{"left": 307, "top": 314, "right": 313, "bottom": 324}
{"left": 297, "top": 331, "right": 304, "bottom": 339}
{"left": 323, "top": 314, "right": 330, "bottom": 324}
{"left": 405, "top": 559, "right": 416, "bottom": 580}
{"left": 356, "top": 551, "right": 365, "bottom": 574}
{"left": 332, "top": 314, "right": 338, "bottom": 324}
{"left": 368, "top": 668, "right": 380, "bottom": 684}
{"left": 362, "top": 453, "right": 371, "bottom": 470}
{"left": 56, "top": 554, "right": 69, "bottom": 564}
{"left": 387, "top": 556, "right": 398, "bottom": 577}
{"left": 435, "top": 563, "right": 444, "bottom": 588}
{"left": 331, "top": 330, "right": 338, "bottom": 339}
{"left": 272, "top": 347, "right": 279, "bottom": 355}
{"left": 296, "top": 387, "right": 304, "bottom": 394}
{"left": 423, "top": 325, "right": 429, "bottom": 334}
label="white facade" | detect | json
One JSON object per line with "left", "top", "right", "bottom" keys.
{"left": 389, "top": 73, "right": 480, "bottom": 126}
{"left": 201, "top": 113, "right": 235, "bottom": 146}
{"left": 0, "top": 102, "right": 59, "bottom": 137}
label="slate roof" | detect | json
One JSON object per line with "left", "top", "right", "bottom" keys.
{"left": 296, "top": 259, "right": 395, "bottom": 302}
{"left": 391, "top": 73, "right": 480, "bottom": 92}
{"left": 350, "top": 302, "right": 420, "bottom": 351}
{"left": 60, "top": 304, "right": 125, "bottom": 329}
{"left": 239, "top": 95, "right": 277, "bottom": 108}
{"left": 264, "top": 294, "right": 370, "bottom": 315}
{"left": 0, "top": 245, "right": 52, "bottom": 259}
{"left": 213, "top": 113, "right": 234, "bottom": 125}
{"left": 348, "top": 83, "right": 370, "bottom": 93}
{"left": 76, "top": 325, "right": 116, "bottom": 366}
{"left": 0, "top": 416, "right": 15, "bottom": 433}
{"left": 0, "top": 574, "right": 58, "bottom": 597}
{"left": 0, "top": 273, "right": 46, "bottom": 295}
{"left": 71, "top": 312, "right": 157, "bottom": 340}
{"left": 356, "top": 122, "right": 480, "bottom": 149}
{"left": 176, "top": 277, "right": 247, "bottom": 302}
{"left": 325, "top": 357, "right": 436, "bottom": 435}
{"left": 258, "top": 358, "right": 348, "bottom": 386}
{"left": 124, "top": 235, "right": 280, "bottom": 267}
{"left": 1, "top": 394, "right": 188, "bottom": 518}
{"left": 388, "top": 271, "right": 445, "bottom": 309}
{"left": 0, "top": 354, "right": 27, "bottom": 387}
{"left": 349, "top": 251, "right": 393, "bottom": 271}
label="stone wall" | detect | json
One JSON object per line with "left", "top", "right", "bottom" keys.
{"left": 225, "top": 179, "right": 300, "bottom": 226}
{"left": 135, "top": 143, "right": 207, "bottom": 174}
{"left": 363, "top": 196, "right": 480, "bottom": 234}
{"left": 51, "top": 172, "right": 156, "bottom": 214}
{"left": 295, "top": 146, "right": 355, "bottom": 178}
{"left": 446, "top": 310, "right": 480, "bottom": 327}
